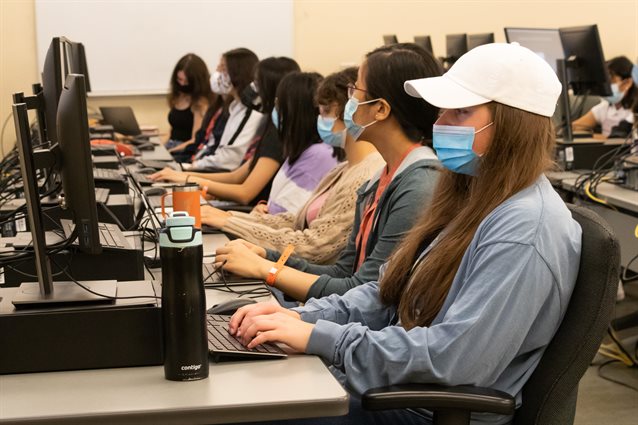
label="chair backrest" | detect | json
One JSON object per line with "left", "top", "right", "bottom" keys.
{"left": 514, "top": 204, "right": 620, "bottom": 425}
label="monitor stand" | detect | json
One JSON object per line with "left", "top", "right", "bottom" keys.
{"left": 11, "top": 280, "right": 117, "bottom": 308}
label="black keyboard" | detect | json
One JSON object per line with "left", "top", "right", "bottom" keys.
{"left": 94, "top": 187, "right": 110, "bottom": 204}
{"left": 93, "top": 168, "right": 124, "bottom": 181}
{"left": 207, "top": 314, "right": 286, "bottom": 361}
{"left": 203, "top": 263, "right": 264, "bottom": 286}
{"left": 97, "top": 222, "right": 129, "bottom": 249}
{"left": 132, "top": 172, "right": 154, "bottom": 185}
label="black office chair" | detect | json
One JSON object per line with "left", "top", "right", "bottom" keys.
{"left": 362, "top": 204, "right": 620, "bottom": 425}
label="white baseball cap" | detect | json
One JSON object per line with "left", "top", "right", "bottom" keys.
{"left": 404, "top": 43, "right": 562, "bottom": 117}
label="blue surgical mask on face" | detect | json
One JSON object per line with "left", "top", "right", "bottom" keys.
{"left": 271, "top": 108, "right": 279, "bottom": 129}
{"left": 605, "top": 83, "right": 625, "bottom": 105}
{"left": 343, "top": 97, "right": 380, "bottom": 141}
{"left": 317, "top": 115, "right": 346, "bottom": 149}
{"left": 432, "top": 122, "right": 494, "bottom": 176}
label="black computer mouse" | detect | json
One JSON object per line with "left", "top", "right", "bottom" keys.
{"left": 120, "top": 156, "right": 139, "bottom": 165}
{"left": 137, "top": 167, "right": 157, "bottom": 174}
{"left": 207, "top": 298, "right": 257, "bottom": 315}
{"left": 144, "top": 186, "right": 167, "bottom": 197}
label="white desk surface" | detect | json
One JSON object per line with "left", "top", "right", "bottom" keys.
{"left": 0, "top": 355, "right": 348, "bottom": 425}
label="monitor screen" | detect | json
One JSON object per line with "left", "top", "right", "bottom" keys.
{"left": 468, "top": 33, "right": 495, "bottom": 50}
{"left": 559, "top": 25, "right": 612, "bottom": 97}
{"left": 414, "top": 36, "right": 433, "bottom": 54}
{"left": 383, "top": 34, "right": 398, "bottom": 46}
{"left": 504, "top": 27, "right": 564, "bottom": 73}
{"left": 57, "top": 73, "right": 101, "bottom": 254}
{"left": 446, "top": 34, "right": 468, "bottom": 64}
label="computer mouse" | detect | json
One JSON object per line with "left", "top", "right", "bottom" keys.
{"left": 120, "top": 156, "right": 139, "bottom": 165}
{"left": 137, "top": 167, "right": 157, "bottom": 174}
{"left": 144, "top": 186, "right": 167, "bottom": 197}
{"left": 207, "top": 298, "right": 257, "bottom": 315}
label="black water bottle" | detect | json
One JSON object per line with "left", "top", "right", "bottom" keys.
{"left": 160, "top": 211, "right": 208, "bottom": 381}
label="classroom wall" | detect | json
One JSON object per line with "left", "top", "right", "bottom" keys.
{"left": 2, "top": 0, "right": 637, "bottom": 154}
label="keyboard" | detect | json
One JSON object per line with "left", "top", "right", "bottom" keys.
{"left": 94, "top": 187, "right": 110, "bottom": 204}
{"left": 97, "top": 222, "right": 129, "bottom": 248}
{"left": 61, "top": 219, "right": 130, "bottom": 250}
{"left": 132, "top": 172, "right": 154, "bottom": 185}
{"left": 138, "top": 159, "right": 173, "bottom": 170}
{"left": 93, "top": 168, "right": 124, "bottom": 181}
{"left": 203, "top": 263, "right": 265, "bottom": 286}
{"left": 207, "top": 314, "right": 287, "bottom": 361}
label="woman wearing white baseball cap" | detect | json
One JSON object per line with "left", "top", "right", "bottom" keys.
{"left": 226, "top": 43, "right": 582, "bottom": 425}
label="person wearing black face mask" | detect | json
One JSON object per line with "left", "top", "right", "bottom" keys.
{"left": 240, "top": 82, "right": 263, "bottom": 111}
{"left": 164, "top": 53, "right": 215, "bottom": 153}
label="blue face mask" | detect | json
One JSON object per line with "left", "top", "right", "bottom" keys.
{"left": 343, "top": 97, "right": 380, "bottom": 141}
{"left": 604, "top": 83, "right": 625, "bottom": 105}
{"left": 271, "top": 108, "right": 280, "bottom": 129}
{"left": 317, "top": 115, "right": 346, "bottom": 149}
{"left": 432, "top": 122, "right": 493, "bottom": 176}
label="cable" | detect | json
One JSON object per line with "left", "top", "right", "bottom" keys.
{"left": 621, "top": 253, "right": 638, "bottom": 283}
{"left": 597, "top": 360, "right": 638, "bottom": 392}
{"left": 204, "top": 260, "right": 271, "bottom": 300}
{"left": 50, "top": 256, "right": 160, "bottom": 301}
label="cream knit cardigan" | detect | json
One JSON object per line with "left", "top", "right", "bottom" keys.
{"left": 220, "top": 152, "right": 385, "bottom": 265}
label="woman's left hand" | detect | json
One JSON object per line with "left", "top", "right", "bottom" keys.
{"left": 237, "top": 311, "right": 314, "bottom": 352}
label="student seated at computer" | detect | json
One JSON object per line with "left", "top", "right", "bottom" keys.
{"left": 198, "top": 67, "right": 385, "bottom": 265}
{"left": 163, "top": 54, "right": 215, "bottom": 153}
{"left": 572, "top": 56, "right": 636, "bottom": 139}
{"left": 150, "top": 57, "right": 300, "bottom": 205}
{"left": 180, "top": 48, "right": 263, "bottom": 172}
{"left": 226, "top": 43, "right": 582, "bottom": 425}
{"left": 214, "top": 43, "right": 441, "bottom": 303}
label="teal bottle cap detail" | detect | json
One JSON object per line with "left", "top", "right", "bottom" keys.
{"left": 160, "top": 212, "right": 202, "bottom": 248}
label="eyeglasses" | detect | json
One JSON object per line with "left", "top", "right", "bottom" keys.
{"left": 346, "top": 83, "right": 369, "bottom": 98}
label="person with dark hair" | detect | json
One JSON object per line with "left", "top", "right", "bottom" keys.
{"left": 214, "top": 44, "right": 441, "bottom": 303}
{"left": 225, "top": 43, "right": 581, "bottom": 425}
{"left": 199, "top": 67, "right": 385, "bottom": 265}
{"left": 151, "top": 57, "right": 299, "bottom": 206}
{"left": 572, "top": 55, "right": 636, "bottom": 138}
{"left": 264, "top": 71, "right": 338, "bottom": 214}
{"left": 163, "top": 53, "right": 215, "bottom": 153}
{"left": 185, "top": 48, "right": 262, "bottom": 171}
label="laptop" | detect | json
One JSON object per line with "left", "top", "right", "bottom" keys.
{"left": 100, "top": 106, "right": 148, "bottom": 138}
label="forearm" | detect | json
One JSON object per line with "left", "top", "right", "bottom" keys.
{"left": 190, "top": 178, "right": 254, "bottom": 205}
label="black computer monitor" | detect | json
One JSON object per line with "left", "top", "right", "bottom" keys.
{"left": 414, "top": 36, "right": 434, "bottom": 55}
{"left": 383, "top": 34, "right": 398, "bottom": 45}
{"left": 504, "top": 27, "right": 564, "bottom": 73}
{"left": 559, "top": 25, "right": 612, "bottom": 97}
{"left": 41, "top": 37, "right": 64, "bottom": 145}
{"left": 57, "top": 74, "right": 101, "bottom": 254}
{"left": 446, "top": 34, "right": 468, "bottom": 64}
{"left": 69, "top": 42, "right": 91, "bottom": 93}
{"left": 468, "top": 33, "right": 494, "bottom": 50}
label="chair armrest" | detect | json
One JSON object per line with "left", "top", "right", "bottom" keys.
{"left": 362, "top": 384, "right": 515, "bottom": 415}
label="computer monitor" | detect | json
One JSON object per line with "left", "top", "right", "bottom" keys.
{"left": 468, "top": 33, "right": 495, "bottom": 50}
{"left": 57, "top": 74, "right": 101, "bottom": 254}
{"left": 414, "top": 36, "right": 433, "bottom": 55}
{"left": 41, "top": 36, "right": 77, "bottom": 145}
{"left": 504, "top": 27, "right": 564, "bottom": 73}
{"left": 69, "top": 42, "right": 91, "bottom": 93}
{"left": 383, "top": 34, "right": 398, "bottom": 45}
{"left": 11, "top": 74, "right": 112, "bottom": 306}
{"left": 446, "top": 34, "right": 468, "bottom": 64}
{"left": 559, "top": 25, "right": 612, "bottom": 97}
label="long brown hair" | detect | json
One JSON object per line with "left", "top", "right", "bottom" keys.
{"left": 167, "top": 53, "right": 215, "bottom": 107}
{"left": 379, "top": 103, "right": 556, "bottom": 329}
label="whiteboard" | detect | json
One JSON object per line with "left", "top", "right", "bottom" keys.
{"left": 35, "top": 0, "right": 294, "bottom": 96}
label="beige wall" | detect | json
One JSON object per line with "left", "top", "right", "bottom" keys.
{"left": 2, "top": 0, "right": 637, "bottom": 154}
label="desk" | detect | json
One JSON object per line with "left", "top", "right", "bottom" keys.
{"left": 138, "top": 138, "right": 174, "bottom": 162}
{"left": 0, "top": 236, "right": 349, "bottom": 425}
{"left": 0, "top": 355, "right": 348, "bottom": 424}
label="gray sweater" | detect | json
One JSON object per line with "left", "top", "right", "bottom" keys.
{"left": 266, "top": 146, "right": 440, "bottom": 301}
{"left": 296, "top": 175, "right": 582, "bottom": 424}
